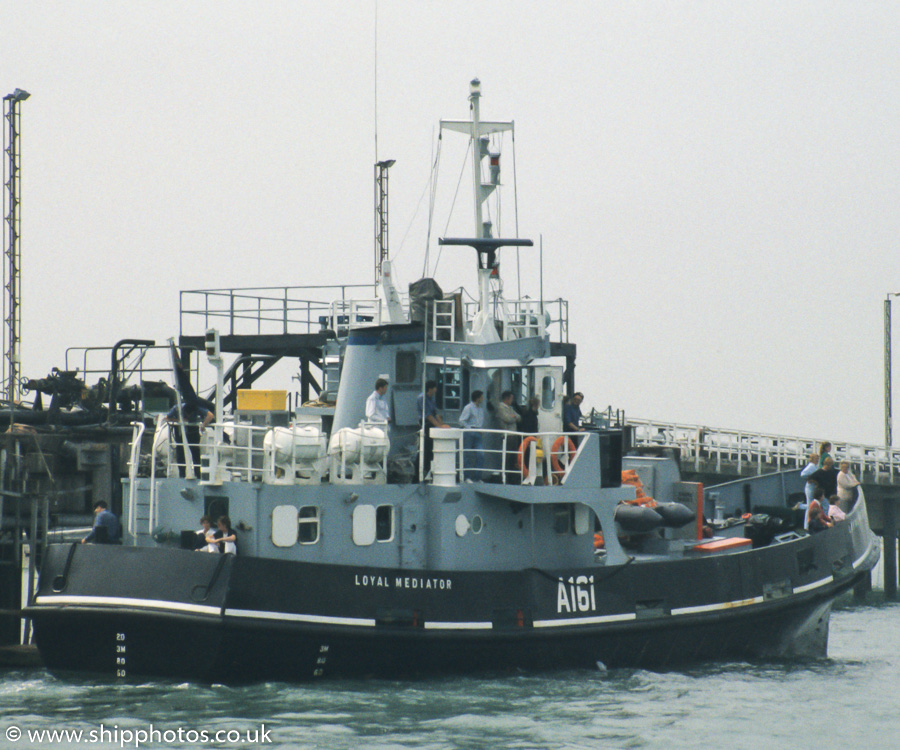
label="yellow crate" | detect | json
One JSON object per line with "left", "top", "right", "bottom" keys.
{"left": 236, "top": 389, "right": 287, "bottom": 411}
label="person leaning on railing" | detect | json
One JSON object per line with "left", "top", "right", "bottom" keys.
{"left": 836, "top": 461, "right": 860, "bottom": 507}
{"left": 416, "top": 380, "right": 450, "bottom": 479}
{"left": 459, "top": 390, "right": 486, "bottom": 481}
{"left": 564, "top": 392, "right": 586, "bottom": 434}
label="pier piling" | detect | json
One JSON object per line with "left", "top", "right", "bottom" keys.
{"left": 883, "top": 498, "right": 897, "bottom": 600}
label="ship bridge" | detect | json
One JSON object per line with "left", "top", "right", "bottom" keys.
{"left": 177, "top": 282, "right": 574, "bottom": 408}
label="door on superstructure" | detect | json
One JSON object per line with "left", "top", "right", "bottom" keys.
{"left": 533, "top": 366, "right": 564, "bottom": 433}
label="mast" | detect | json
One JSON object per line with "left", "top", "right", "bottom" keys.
{"left": 440, "top": 80, "right": 515, "bottom": 343}
{"left": 374, "top": 158, "right": 404, "bottom": 323}
{"left": 3, "top": 88, "right": 30, "bottom": 403}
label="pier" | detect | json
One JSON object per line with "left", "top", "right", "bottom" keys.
{"left": 629, "top": 417, "right": 900, "bottom": 598}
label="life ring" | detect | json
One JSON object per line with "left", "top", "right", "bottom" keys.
{"left": 551, "top": 436, "right": 577, "bottom": 481}
{"left": 517, "top": 435, "right": 541, "bottom": 479}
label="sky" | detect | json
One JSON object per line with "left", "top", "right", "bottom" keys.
{"left": 3, "top": 1, "right": 899, "bottom": 445}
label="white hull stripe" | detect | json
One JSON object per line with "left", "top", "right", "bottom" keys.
{"left": 34, "top": 595, "right": 221, "bottom": 617}
{"left": 34, "top": 572, "right": 845, "bottom": 630}
{"left": 224, "top": 608, "right": 375, "bottom": 628}
{"left": 671, "top": 596, "right": 764, "bottom": 616}
{"left": 534, "top": 613, "right": 636, "bottom": 628}
{"left": 793, "top": 576, "right": 834, "bottom": 595}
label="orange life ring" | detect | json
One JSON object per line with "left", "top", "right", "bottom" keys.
{"left": 551, "top": 436, "right": 577, "bottom": 481}
{"left": 517, "top": 435, "right": 541, "bottom": 479}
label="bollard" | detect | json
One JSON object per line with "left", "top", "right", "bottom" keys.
{"left": 432, "top": 429, "right": 462, "bottom": 487}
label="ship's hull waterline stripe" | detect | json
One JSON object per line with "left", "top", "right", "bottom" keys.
{"left": 34, "top": 574, "right": 840, "bottom": 630}
{"left": 34, "top": 595, "right": 221, "bottom": 617}
{"left": 225, "top": 608, "right": 376, "bottom": 628}
{"left": 534, "top": 612, "right": 636, "bottom": 628}
{"left": 793, "top": 576, "right": 834, "bottom": 595}
{"left": 670, "top": 597, "right": 765, "bottom": 617}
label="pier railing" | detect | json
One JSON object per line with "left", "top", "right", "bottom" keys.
{"left": 630, "top": 417, "right": 900, "bottom": 483}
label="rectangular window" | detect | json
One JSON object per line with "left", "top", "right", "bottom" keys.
{"left": 436, "top": 366, "right": 462, "bottom": 411}
{"left": 376, "top": 505, "right": 394, "bottom": 542}
{"left": 298, "top": 506, "right": 320, "bottom": 544}
{"left": 553, "top": 504, "right": 573, "bottom": 535}
{"left": 512, "top": 367, "right": 531, "bottom": 406}
{"left": 395, "top": 351, "right": 417, "bottom": 384}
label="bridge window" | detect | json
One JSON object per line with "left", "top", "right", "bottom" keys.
{"left": 512, "top": 367, "right": 531, "bottom": 406}
{"left": 541, "top": 376, "right": 556, "bottom": 411}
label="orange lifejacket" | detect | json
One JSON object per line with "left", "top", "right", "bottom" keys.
{"left": 621, "top": 469, "right": 657, "bottom": 506}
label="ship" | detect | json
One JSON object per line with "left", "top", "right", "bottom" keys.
{"left": 27, "top": 81, "right": 879, "bottom": 682}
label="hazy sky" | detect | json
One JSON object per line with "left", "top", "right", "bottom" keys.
{"left": 3, "top": 2, "right": 899, "bottom": 445}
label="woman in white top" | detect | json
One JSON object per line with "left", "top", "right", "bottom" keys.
{"left": 196, "top": 515, "right": 219, "bottom": 553}
{"left": 210, "top": 516, "right": 238, "bottom": 555}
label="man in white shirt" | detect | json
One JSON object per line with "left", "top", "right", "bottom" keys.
{"left": 365, "top": 378, "right": 391, "bottom": 423}
{"left": 459, "top": 390, "right": 485, "bottom": 481}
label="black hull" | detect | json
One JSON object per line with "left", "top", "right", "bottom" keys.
{"left": 28, "top": 522, "right": 876, "bottom": 683}
{"left": 33, "top": 594, "right": 838, "bottom": 683}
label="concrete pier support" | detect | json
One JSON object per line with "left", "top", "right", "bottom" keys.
{"left": 884, "top": 498, "right": 897, "bottom": 600}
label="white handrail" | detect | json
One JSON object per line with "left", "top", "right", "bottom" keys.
{"left": 126, "top": 420, "right": 146, "bottom": 537}
{"left": 629, "top": 417, "right": 900, "bottom": 479}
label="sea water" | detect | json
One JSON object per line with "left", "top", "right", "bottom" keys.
{"left": 1, "top": 601, "right": 898, "bottom": 750}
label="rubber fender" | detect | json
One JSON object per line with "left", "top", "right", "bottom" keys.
{"left": 614, "top": 504, "right": 663, "bottom": 533}
{"left": 652, "top": 502, "right": 696, "bottom": 528}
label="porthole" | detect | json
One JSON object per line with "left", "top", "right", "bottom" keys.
{"left": 471, "top": 515, "right": 484, "bottom": 534}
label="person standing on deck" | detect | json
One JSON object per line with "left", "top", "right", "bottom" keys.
{"left": 365, "top": 378, "right": 391, "bottom": 423}
{"left": 496, "top": 390, "right": 523, "bottom": 479}
{"left": 810, "top": 457, "right": 838, "bottom": 502}
{"left": 564, "top": 392, "right": 586, "bottom": 434}
{"left": 836, "top": 461, "right": 860, "bottom": 505}
{"left": 417, "top": 380, "right": 449, "bottom": 478}
{"left": 459, "top": 390, "right": 486, "bottom": 481}
{"left": 800, "top": 453, "right": 819, "bottom": 505}
{"left": 520, "top": 397, "right": 540, "bottom": 435}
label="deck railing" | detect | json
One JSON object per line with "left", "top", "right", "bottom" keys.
{"left": 179, "top": 284, "right": 376, "bottom": 337}
{"left": 630, "top": 417, "right": 900, "bottom": 482}
{"left": 180, "top": 284, "right": 571, "bottom": 344}
{"left": 435, "top": 427, "right": 585, "bottom": 486}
